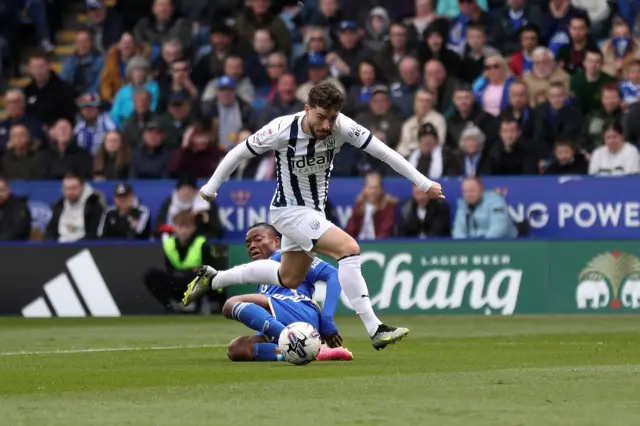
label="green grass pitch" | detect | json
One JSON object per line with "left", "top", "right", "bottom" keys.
{"left": 1, "top": 315, "right": 639, "bottom": 426}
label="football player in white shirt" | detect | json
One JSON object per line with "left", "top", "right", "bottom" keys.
{"left": 183, "top": 82, "right": 444, "bottom": 350}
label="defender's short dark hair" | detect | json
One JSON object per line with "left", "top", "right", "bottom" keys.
{"left": 307, "top": 82, "right": 345, "bottom": 110}
{"left": 248, "top": 222, "right": 280, "bottom": 239}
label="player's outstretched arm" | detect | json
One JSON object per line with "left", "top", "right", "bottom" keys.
{"left": 363, "top": 136, "right": 444, "bottom": 198}
{"left": 342, "top": 116, "right": 444, "bottom": 199}
{"left": 200, "top": 142, "right": 255, "bottom": 199}
{"left": 200, "top": 120, "right": 283, "bottom": 200}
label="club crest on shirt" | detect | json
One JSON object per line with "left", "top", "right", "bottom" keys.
{"left": 323, "top": 136, "right": 336, "bottom": 150}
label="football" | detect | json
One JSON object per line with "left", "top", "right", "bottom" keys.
{"left": 278, "top": 322, "right": 322, "bottom": 365}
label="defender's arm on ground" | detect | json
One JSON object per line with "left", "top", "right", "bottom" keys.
{"left": 201, "top": 119, "right": 284, "bottom": 198}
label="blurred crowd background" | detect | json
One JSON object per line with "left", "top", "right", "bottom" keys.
{"left": 0, "top": 0, "right": 639, "bottom": 245}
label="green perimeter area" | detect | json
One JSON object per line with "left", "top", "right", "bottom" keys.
{"left": 0, "top": 315, "right": 639, "bottom": 426}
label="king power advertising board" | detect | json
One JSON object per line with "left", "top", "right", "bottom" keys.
{"left": 10, "top": 176, "right": 640, "bottom": 240}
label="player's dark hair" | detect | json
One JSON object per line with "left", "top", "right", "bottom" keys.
{"left": 307, "top": 82, "right": 345, "bottom": 111}
{"left": 248, "top": 222, "right": 281, "bottom": 239}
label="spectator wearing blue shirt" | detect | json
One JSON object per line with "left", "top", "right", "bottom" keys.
{"left": 390, "top": 56, "right": 422, "bottom": 117}
{"left": 60, "top": 29, "right": 106, "bottom": 98}
{"left": 453, "top": 177, "right": 518, "bottom": 239}
{"left": 345, "top": 60, "right": 381, "bottom": 116}
{"left": 0, "top": 89, "right": 44, "bottom": 153}
{"left": 446, "top": 0, "right": 493, "bottom": 56}
{"left": 74, "top": 93, "right": 117, "bottom": 156}
{"left": 110, "top": 55, "right": 160, "bottom": 127}
{"left": 620, "top": 60, "right": 640, "bottom": 108}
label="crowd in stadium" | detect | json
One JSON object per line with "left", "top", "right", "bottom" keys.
{"left": 0, "top": 0, "right": 639, "bottom": 242}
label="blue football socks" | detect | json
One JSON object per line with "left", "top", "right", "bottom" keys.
{"left": 253, "top": 343, "right": 284, "bottom": 361}
{"left": 231, "top": 302, "right": 286, "bottom": 342}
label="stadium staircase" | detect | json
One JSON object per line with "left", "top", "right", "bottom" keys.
{"left": 0, "top": 0, "right": 116, "bottom": 119}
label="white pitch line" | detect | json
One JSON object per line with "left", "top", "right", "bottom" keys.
{"left": 0, "top": 344, "right": 227, "bottom": 357}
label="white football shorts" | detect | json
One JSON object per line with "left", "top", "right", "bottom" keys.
{"left": 270, "top": 206, "right": 333, "bottom": 255}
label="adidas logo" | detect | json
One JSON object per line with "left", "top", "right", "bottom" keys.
{"left": 21, "top": 249, "right": 121, "bottom": 318}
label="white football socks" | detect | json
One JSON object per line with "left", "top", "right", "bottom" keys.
{"left": 211, "top": 260, "right": 282, "bottom": 289}
{"left": 338, "top": 255, "right": 383, "bottom": 337}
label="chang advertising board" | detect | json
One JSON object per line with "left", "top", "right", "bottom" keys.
{"left": 9, "top": 176, "right": 640, "bottom": 240}
{"left": 320, "top": 242, "right": 550, "bottom": 315}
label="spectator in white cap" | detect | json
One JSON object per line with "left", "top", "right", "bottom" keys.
{"left": 110, "top": 55, "right": 160, "bottom": 127}
{"left": 74, "top": 92, "right": 117, "bottom": 156}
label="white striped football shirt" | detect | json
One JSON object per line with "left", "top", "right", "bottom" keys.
{"left": 244, "top": 112, "right": 373, "bottom": 212}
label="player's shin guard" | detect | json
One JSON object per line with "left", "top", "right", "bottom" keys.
{"left": 253, "top": 343, "right": 283, "bottom": 361}
{"left": 212, "top": 260, "right": 282, "bottom": 289}
{"left": 338, "top": 255, "right": 383, "bottom": 337}
{"left": 231, "top": 302, "right": 286, "bottom": 342}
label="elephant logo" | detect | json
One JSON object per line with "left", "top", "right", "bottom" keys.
{"left": 576, "top": 251, "right": 640, "bottom": 310}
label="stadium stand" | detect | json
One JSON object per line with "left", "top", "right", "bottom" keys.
{"left": 1, "top": 0, "right": 640, "bottom": 243}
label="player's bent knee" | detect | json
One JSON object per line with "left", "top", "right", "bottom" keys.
{"left": 227, "top": 337, "right": 254, "bottom": 361}
{"left": 337, "top": 237, "right": 360, "bottom": 259}
{"left": 222, "top": 297, "right": 242, "bottom": 319}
